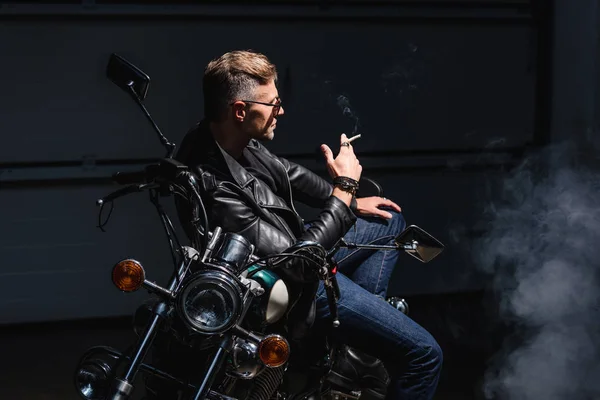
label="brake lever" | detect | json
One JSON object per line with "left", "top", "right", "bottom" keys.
{"left": 96, "top": 183, "right": 155, "bottom": 206}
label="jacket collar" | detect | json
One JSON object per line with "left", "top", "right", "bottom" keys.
{"left": 181, "top": 120, "right": 257, "bottom": 189}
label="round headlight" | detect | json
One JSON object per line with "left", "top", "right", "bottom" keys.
{"left": 178, "top": 270, "right": 243, "bottom": 334}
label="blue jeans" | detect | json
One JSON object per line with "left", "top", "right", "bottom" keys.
{"left": 314, "top": 211, "right": 443, "bottom": 400}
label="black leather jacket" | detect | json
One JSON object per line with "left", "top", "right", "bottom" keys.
{"left": 176, "top": 120, "right": 357, "bottom": 261}
{"left": 175, "top": 121, "right": 357, "bottom": 334}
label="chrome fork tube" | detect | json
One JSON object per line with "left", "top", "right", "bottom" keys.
{"left": 192, "top": 335, "right": 235, "bottom": 400}
{"left": 109, "top": 258, "right": 191, "bottom": 400}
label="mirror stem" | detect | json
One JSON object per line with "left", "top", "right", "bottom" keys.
{"left": 127, "top": 81, "right": 176, "bottom": 158}
{"left": 339, "top": 239, "right": 398, "bottom": 251}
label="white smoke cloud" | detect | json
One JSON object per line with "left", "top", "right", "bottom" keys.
{"left": 473, "top": 141, "right": 600, "bottom": 400}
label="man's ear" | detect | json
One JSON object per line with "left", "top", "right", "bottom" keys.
{"left": 231, "top": 101, "right": 246, "bottom": 122}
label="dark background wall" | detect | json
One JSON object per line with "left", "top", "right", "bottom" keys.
{"left": 0, "top": 0, "right": 539, "bottom": 324}
{"left": 0, "top": 1, "right": 598, "bottom": 399}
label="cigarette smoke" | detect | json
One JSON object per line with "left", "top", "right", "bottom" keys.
{"left": 473, "top": 141, "right": 600, "bottom": 399}
{"left": 324, "top": 42, "right": 426, "bottom": 135}
{"left": 336, "top": 94, "right": 360, "bottom": 135}
{"left": 317, "top": 78, "right": 361, "bottom": 135}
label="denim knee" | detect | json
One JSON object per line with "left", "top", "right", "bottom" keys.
{"left": 414, "top": 334, "right": 443, "bottom": 376}
{"left": 386, "top": 335, "right": 443, "bottom": 399}
{"left": 428, "top": 338, "right": 443, "bottom": 371}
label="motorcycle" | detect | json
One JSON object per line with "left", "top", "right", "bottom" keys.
{"left": 73, "top": 54, "right": 445, "bottom": 400}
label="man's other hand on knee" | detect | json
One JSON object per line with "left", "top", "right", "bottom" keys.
{"left": 355, "top": 196, "right": 401, "bottom": 220}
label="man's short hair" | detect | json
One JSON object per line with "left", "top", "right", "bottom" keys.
{"left": 203, "top": 50, "right": 278, "bottom": 122}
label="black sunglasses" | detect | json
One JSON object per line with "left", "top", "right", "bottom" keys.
{"left": 233, "top": 99, "right": 282, "bottom": 116}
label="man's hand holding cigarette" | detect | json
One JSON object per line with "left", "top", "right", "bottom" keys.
{"left": 320, "top": 133, "right": 363, "bottom": 181}
{"left": 320, "top": 133, "right": 402, "bottom": 219}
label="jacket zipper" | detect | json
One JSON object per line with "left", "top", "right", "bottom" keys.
{"left": 274, "top": 158, "right": 300, "bottom": 218}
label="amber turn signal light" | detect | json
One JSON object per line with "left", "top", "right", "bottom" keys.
{"left": 258, "top": 334, "right": 290, "bottom": 368}
{"left": 112, "top": 259, "right": 145, "bottom": 292}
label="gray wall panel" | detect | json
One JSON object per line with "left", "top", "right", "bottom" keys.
{"left": 0, "top": 20, "right": 535, "bottom": 163}
{"left": 0, "top": 185, "right": 178, "bottom": 323}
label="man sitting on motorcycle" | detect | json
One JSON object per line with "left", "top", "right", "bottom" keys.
{"left": 175, "top": 50, "right": 443, "bottom": 400}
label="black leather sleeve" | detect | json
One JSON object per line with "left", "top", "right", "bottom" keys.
{"left": 252, "top": 141, "right": 333, "bottom": 208}
{"left": 282, "top": 157, "right": 360, "bottom": 213}
{"left": 281, "top": 158, "right": 333, "bottom": 208}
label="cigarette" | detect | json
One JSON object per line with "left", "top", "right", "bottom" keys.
{"left": 347, "top": 134, "right": 361, "bottom": 143}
